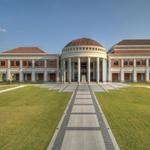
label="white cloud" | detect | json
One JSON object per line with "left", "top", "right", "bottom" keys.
{"left": 0, "top": 27, "right": 7, "bottom": 32}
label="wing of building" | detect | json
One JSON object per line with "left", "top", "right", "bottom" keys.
{"left": 0, "top": 38, "right": 150, "bottom": 83}
{"left": 108, "top": 39, "right": 150, "bottom": 82}
{"left": 0, "top": 47, "right": 59, "bottom": 82}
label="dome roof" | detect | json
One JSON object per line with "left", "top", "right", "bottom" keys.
{"left": 64, "top": 38, "right": 103, "bottom": 48}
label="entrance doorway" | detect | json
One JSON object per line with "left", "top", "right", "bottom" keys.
{"left": 81, "top": 62, "right": 87, "bottom": 82}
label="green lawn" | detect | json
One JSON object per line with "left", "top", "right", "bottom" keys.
{"left": 0, "top": 86, "right": 71, "bottom": 150}
{"left": 96, "top": 87, "right": 150, "bottom": 150}
{"left": 129, "top": 82, "right": 150, "bottom": 86}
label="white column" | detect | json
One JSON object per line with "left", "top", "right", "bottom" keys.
{"left": 32, "top": 59, "right": 35, "bottom": 82}
{"left": 44, "top": 59, "right": 47, "bottom": 82}
{"left": 133, "top": 59, "right": 137, "bottom": 82}
{"left": 44, "top": 71, "right": 48, "bottom": 82}
{"left": 61, "top": 59, "right": 63, "bottom": 82}
{"left": 146, "top": 58, "right": 149, "bottom": 82}
{"left": 68, "top": 58, "right": 71, "bottom": 83}
{"left": 96, "top": 57, "right": 99, "bottom": 83}
{"left": 63, "top": 59, "right": 66, "bottom": 83}
{"left": 72, "top": 62, "right": 75, "bottom": 81}
{"left": 78, "top": 57, "right": 80, "bottom": 83}
{"left": 44, "top": 60, "right": 47, "bottom": 82}
{"left": 92, "top": 62, "right": 95, "bottom": 81}
{"left": 56, "top": 57, "right": 59, "bottom": 82}
{"left": 19, "top": 60, "right": 23, "bottom": 82}
{"left": 88, "top": 57, "right": 91, "bottom": 83}
{"left": 102, "top": 59, "right": 107, "bottom": 82}
{"left": 7, "top": 59, "right": 11, "bottom": 81}
{"left": 108, "top": 57, "right": 112, "bottom": 82}
{"left": 121, "top": 59, "right": 124, "bottom": 82}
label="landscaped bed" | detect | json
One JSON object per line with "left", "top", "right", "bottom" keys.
{"left": 96, "top": 87, "right": 150, "bottom": 150}
{"left": 0, "top": 86, "right": 71, "bottom": 150}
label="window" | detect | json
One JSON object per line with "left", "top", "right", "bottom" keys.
{"left": 35, "top": 60, "right": 44, "bottom": 67}
{"left": 136, "top": 60, "right": 141, "bottom": 66}
{"left": 90, "top": 63, "right": 93, "bottom": 69}
{"left": 23, "top": 61, "right": 27, "bottom": 66}
{"left": 129, "top": 60, "right": 133, "bottom": 65}
{"left": 142, "top": 60, "right": 146, "bottom": 65}
{"left": 16, "top": 61, "right": 20, "bottom": 66}
{"left": 23, "top": 60, "right": 32, "bottom": 67}
{"left": 28, "top": 61, "right": 32, "bottom": 67}
{"left": 47, "top": 60, "right": 57, "bottom": 68}
{"left": 0, "top": 61, "right": 5, "bottom": 67}
{"left": 124, "top": 60, "right": 128, "bottom": 66}
{"left": 114, "top": 60, "right": 119, "bottom": 66}
{"left": 11, "top": 61, "right": 15, "bottom": 66}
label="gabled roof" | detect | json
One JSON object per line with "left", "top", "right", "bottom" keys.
{"left": 2, "top": 47, "right": 46, "bottom": 54}
{"left": 116, "top": 39, "right": 150, "bottom": 46}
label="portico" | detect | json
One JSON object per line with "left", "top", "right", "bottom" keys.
{"left": 62, "top": 57, "right": 107, "bottom": 83}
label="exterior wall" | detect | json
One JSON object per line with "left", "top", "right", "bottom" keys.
{"left": 108, "top": 55, "right": 150, "bottom": 82}
{"left": 0, "top": 54, "right": 60, "bottom": 82}
{"left": 1, "top": 42, "right": 150, "bottom": 83}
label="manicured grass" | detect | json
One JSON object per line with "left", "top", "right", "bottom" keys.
{"left": 129, "top": 82, "right": 150, "bottom": 86}
{"left": 0, "top": 86, "right": 71, "bottom": 150}
{"left": 96, "top": 87, "right": 150, "bottom": 150}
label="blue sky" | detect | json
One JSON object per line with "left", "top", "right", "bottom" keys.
{"left": 0, "top": 0, "right": 150, "bottom": 53}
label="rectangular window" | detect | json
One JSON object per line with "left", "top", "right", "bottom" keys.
{"left": 28, "top": 61, "right": 32, "bottom": 67}
{"left": 47, "top": 59, "right": 57, "bottom": 68}
{"left": 113, "top": 60, "right": 119, "bottom": 66}
{"left": 35, "top": 60, "right": 44, "bottom": 67}
{"left": 23, "top": 61, "right": 27, "bottom": 66}
{"left": 129, "top": 60, "right": 133, "bottom": 65}
{"left": 11, "top": 61, "right": 15, "bottom": 66}
{"left": 0, "top": 61, "right": 6, "bottom": 67}
{"left": 124, "top": 60, "right": 128, "bottom": 66}
{"left": 142, "top": 60, "right": 146, "bottom": 65}
{"left": 136, "top": 60, "right": 141, "bottom": 66}
{"left": 16, "top": 61, "right": 20, "bottom": 66}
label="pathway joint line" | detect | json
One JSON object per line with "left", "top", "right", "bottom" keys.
{"left": 65, "top": 127, "right": 101, "bottom": 131}
{"left": 89, "top": 85, "right": 120, "bottom": 150}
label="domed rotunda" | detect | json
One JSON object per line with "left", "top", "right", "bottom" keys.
{"left": 61, "top": 38, "right": 107, "bottom": 83}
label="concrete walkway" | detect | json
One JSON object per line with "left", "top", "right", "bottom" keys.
{"left": 0, "top": 85, "right": 27, "bottom": 94}
{"left": 48, "top": 84, "right": 117, "bottom": 150}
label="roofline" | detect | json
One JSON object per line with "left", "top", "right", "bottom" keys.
{"left": 1, "top": 46, "right": 47, "bottom": 54}
{"left": 114, "top": 45, "right": 150, "bottom": 48}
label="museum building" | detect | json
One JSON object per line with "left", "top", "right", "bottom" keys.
{"left": 0, "top": 38, "right": 150, "bottom": 83}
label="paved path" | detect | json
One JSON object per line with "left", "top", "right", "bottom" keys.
{"left": 49, "top": 84, "right": 116, "bottom": 150}
{"left": 0, "top": 85, "right": 27, "bottom": 94}
{"left": 36, "top": 82, "right": 128, "bottom": 93}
